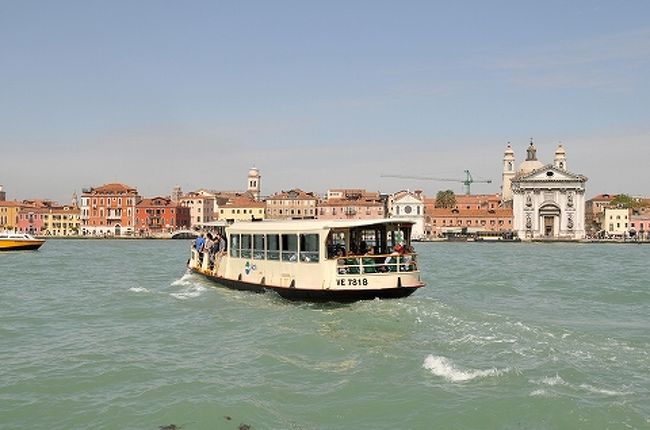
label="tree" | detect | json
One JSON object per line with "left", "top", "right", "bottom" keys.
{"left": 435, "top": 190, "right": 456, "bottom": 208}
{"left": 610, "top": 194, "right": 639, "bottom": 209}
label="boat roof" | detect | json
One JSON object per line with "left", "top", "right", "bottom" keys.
{"left": 227, "top": 218, "right": 414, "bottom": 233}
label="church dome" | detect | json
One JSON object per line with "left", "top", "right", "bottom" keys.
{"left": 504, "top": 144, "right": 514, "bottom": 156}
{"left": 518, "top": 159, "right": 544, "bottom": 174}
{"left": 555, "top": 144, "right": 566, "bottom": 155}
{"left": 248, "top": 166, "right": 260, "bottom": 177}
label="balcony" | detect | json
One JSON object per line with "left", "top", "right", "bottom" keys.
{"left": 106, "top": 210, "right": 122, "bottom": 220}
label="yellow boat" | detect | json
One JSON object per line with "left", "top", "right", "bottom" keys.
{"left": 0, "top": 233, "right": 46, "bottom": 251}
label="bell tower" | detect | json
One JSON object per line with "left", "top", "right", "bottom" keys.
{"left": 501, "top": 143, "right": 516, "bottom": 202}
{"left": 554, "top": 144, "right": 567, "bottom": 170}
{"left": 247, "top": 166, "right": 261, "bottom": 201}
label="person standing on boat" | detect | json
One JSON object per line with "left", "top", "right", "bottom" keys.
{"left": 216, "top": 233, "right": 226, "bottom": 255}
{"left": 195, "top": 233, "right": 205, "bottom": 261}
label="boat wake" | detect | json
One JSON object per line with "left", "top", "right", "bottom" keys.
{"left": 170, "top": 272, "right": 207, "bottom": 300}
{"left": 171, "top": 272, "right": 195, "bottom": 287}
{"left": 423, "top": 354, "right": 506, "bottom": 382}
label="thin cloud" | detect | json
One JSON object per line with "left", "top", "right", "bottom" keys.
{"left": 487, "top": 27, "right": 650, "bottom": 70}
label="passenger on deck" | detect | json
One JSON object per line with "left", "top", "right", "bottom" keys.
{"left": 362, "top": 246, "right": 377, "bottom": 273}
{"left": 216, "top": 233, "right": 227, "bottom": 254}
{"left": 194, "top": 233, "right": 206, "bottom": 263}
{"left": 336, "top": 247, "right": 347, "bottom": 274}
{"left": 359, "top": 240, "right": 368, "bottom": 255}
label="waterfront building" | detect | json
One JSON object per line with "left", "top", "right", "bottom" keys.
{"left": 630, "top": 213, "right": 650, "bottom": 240}
{"left": 265, "top": 188, "right": 318, "bottom": 220}
{"left": 0, "top": 200, "right": 21, "bottom": 230}
{"left": 15, "top": 200, "right": 50, "bottom": 235}
{"left": 603, "top": 207, "right": 630, "bottom": 238}
{"left": 388, "top": 190, "right": 425, "bottom": 239}
{"left": 80, "top": 183, "right": 140, "bottom": 236}
{"left": 509, "top": 142, "right": 588, "bottom": 240}
{"left": 217, "top": 196, "right": 265, "bottom": 223}
{"left": 585, "top": 194, "right": 616, "bottom": 233}
{"left": 423, "top": 194, "right": 513, "bottom": 237}
{"left": 0, "top": 185, "right": 6, "bottom": 201}
{"left": 135, "top": 197, "right": 191, "bottom": 235}
{"left": 179, "top": 191, "right": 215, "bottom": 227}
{"left": 317, "top": 189, "right": 385, "bottom": 220}
{"left": 41, "top": 203, "right": 81, "bottom": 236}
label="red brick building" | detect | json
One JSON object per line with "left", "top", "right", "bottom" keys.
{"left": 424, "top": 194, "right": 513, "bottom": 236}
{"left": 135, "top": 197, "right": 191, "bottom": 235}
{"left": 80, "top": 183, "right": 140, "bottom": 236}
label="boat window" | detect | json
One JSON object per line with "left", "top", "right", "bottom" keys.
{"left": 327, "top": 230, "right": 347, "bottom": 258}
{"left": 281, "top": 234, "right": 298, "bottom": 262}
{"left": 299, "top": 234, "right": 319, "bottom": 263}
{"left": 241, "top": 234, "right": 252, "bottom": 258}
{"left": 253, "top": 234, "right": 265, "bottom": 260}
{"left": 230, "top": 234, "right": 240, "bottom": 258}
{"left": 267, "top": 234, "right": 280, "bottom": 260}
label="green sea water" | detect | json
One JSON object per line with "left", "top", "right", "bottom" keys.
{"left": 1, "top": 240, "right": 648, "bottom": 430}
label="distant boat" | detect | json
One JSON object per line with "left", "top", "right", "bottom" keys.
{"left": 0, "top": 232, "right": 46, "bottom": 251}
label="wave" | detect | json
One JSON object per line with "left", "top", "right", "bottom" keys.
{"left": 530, "top": 375, "right": 632, "bottom": 397}
{"left": 128, "top": 287, "right": 150, "bottom": 293}
{"left": 423, "top": 355, "right": 506, "bottom": 382}
{"left": 171, "top": 272, "right": 195, "bottom": 287}
{"left": 530, "top": 389, "right": 550, "bottom": 397}
{"left": 538, "top": 374, "right": 567, "bottom": 386}
{"left": 579, "top": 384, "right": 632, "bottom": 396}
{"left": 170, "top": 285, "right": 207, "bottom": 300}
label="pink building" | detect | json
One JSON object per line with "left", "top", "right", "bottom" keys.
{"left": 630, "top": 214, "right": 650, "bottom": 240}
{"left": 15, "top": 200, "right": 50, "bottom": 235}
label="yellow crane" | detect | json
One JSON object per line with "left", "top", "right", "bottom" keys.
{"left": 380, "top": 170, "right": 492, "bottom": 195}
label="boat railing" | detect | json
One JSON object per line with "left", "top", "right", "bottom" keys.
{"left": 336, "top": 253, "right": 418, "bottom": 275}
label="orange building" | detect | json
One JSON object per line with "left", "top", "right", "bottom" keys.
{"left": 0, "top": 200, "right": 21, "bottom": 230}
{"left": 80, "top": 183, "right": 140, "bottom": 236}
{"left": 135, "top": 197, "right": 191, "bottom": 235}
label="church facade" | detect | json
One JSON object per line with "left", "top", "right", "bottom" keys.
{"left": 504, "top": 142, "right": 588, "bottom": 240}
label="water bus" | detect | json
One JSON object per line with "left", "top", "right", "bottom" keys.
{"left": 188, "top": 219, "right": 425, "bottom": 302}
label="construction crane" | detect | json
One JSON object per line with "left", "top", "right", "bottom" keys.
{"left": 380, "top": 170, "right": 492, "bottom": 195}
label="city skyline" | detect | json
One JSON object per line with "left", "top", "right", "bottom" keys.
{"left": 2, "top": 1, "right": 650, "bottom": 203}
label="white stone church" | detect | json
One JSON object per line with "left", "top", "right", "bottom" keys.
{"left": 502, "top": 141, "right": 588, "bottom": 240}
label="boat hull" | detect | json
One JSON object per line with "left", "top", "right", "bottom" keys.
{"left": 190, "top": 268, "right": 423, "bottom": 303}
{"left": 0, "top": 241, "right": 45, "bottom": 251}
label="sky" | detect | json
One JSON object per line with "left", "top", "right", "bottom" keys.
{"left": 2, "top": 1, "right": 649, "bottom": 203}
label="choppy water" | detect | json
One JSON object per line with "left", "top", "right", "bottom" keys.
{"left": 1, "top": 240, "right": 648, "bottom": 429}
